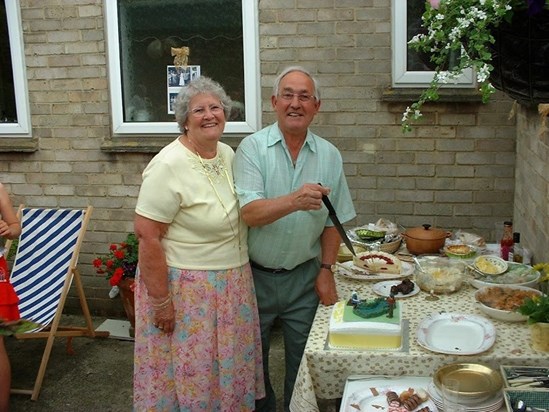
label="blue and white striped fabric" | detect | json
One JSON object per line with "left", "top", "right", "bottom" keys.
{"left": 10, "top": 208, "right": 86, "bottom": 331}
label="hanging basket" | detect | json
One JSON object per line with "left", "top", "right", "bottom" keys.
{"left": 488, "top": 9, "right": 549, "bottom": 106}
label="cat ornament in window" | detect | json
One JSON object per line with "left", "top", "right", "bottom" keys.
{"left": 171, "top": 46, "right": 190, "bottom": 72}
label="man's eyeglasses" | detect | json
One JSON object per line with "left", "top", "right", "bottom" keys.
{"left": 190, "top": 104, "right": 224, "bottom": 117}
{"left": 279, "top": 92, "right": 316, "bottom": 103}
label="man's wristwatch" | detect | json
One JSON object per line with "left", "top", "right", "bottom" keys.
{"left": 320, "top": 263, "right": 334, "bottom": 273}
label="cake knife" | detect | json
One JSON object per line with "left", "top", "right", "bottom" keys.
{"left": 321, "top": 193, "right": 356, "bottom": 256}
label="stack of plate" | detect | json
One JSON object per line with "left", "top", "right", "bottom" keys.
{"left": 427, "top": 382, "right": 503, "bottom": 412}
{"left": 428, "top": 363, "right": 504, "bottom": 411}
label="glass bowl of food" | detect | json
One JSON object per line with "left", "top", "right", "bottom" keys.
{"left": 414, "top": 256, "right": 467, "bottom": 294}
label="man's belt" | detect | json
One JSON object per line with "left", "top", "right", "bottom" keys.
{"left": 250, "top": 261, "right": 290, "bottom": 274}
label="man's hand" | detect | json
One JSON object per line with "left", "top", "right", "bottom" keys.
{"left": 291, "top": 183, "right": 330, "bottom": 211}
{"left": 315, "top": 268, "right": 338, "bottom": 306}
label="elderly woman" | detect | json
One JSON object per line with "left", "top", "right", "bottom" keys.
{"left": 133, "top": 76, "right": 264, "bottom": 411}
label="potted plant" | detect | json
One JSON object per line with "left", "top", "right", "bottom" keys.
{"left": 93, "top": 233, "right": 138, "bottom": 287}
{"left": 402, "top": 0, "right": 549, "bottom": 132}
{"left": 93, "top": 233, "right": 138, "bottom": 330}
{"left": 517, "top": 291, "right": 549, "bottom": 352}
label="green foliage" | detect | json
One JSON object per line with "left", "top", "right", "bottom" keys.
{"left": 401, "top": 0, "right": 544, "bottom": 132}
{"left": 517, "top": 294, "right": 549, "bottom": 324}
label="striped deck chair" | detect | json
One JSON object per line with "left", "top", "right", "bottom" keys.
{"left": 4, "top": 205, "right": 109, "bottom": 400}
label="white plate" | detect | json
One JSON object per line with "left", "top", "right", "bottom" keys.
{"left": 372, "top": 280, "right": 420, "bottom": 298}
{"left": 416, "top": 313, "right": 496, "bottom": 355}
{"left": 344, "top": 384, "right": 437, "bottom": 412}
{"left": 427, "top": 382, "right": 504, "bottom": 412}
{"left": 337, "top": 261, "right": 414, "bottom": 280}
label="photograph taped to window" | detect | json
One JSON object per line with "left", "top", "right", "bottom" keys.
{"left": 167, "top": 65, "right": 201, "bottom": 115}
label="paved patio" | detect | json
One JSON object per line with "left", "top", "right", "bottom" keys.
{"left": 5, "top": 315, "right": 336, "bottom": 412}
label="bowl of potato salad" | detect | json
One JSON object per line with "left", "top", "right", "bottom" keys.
{"left": 473, "top": 255, "right": 508, "bottom": 276}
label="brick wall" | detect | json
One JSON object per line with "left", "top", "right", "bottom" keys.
{"left": 1, "top": 0, "right": 530, "bottom": 316}
{"left": 514, "top": 105, "right": 549, "bottom": 264}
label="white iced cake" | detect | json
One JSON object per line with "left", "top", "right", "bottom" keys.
{"left": 328, "top": 298, "right": 403, "bottom": 350}
{"left": 353, "top": 251, "right": 402, "bottom": 274}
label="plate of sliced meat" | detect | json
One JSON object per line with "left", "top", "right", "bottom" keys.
{"left": 344, "top": 384, "right": 436, "bottom": 412}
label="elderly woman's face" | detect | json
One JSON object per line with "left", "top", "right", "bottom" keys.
{"left": 184, "top": 93, "right": 226, "bottom": 142}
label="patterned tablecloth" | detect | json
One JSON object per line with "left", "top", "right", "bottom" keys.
{"left": 289, "top": 270, "right": 549, "bottom": 412}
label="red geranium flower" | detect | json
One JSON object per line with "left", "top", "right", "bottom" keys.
{"left": 93, "top": 233, "right": 138, "bottom": 287}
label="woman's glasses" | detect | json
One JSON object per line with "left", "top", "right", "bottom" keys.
{"left": 190, "top": 104, "right": 224, "bottom": 117}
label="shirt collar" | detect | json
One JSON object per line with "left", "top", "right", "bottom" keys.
{"left": 267, "top": 122, "right": 317, "bottom": 153}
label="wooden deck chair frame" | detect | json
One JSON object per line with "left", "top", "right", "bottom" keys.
{"left": 4, "top": 205, "right": 109, "bottom": 401}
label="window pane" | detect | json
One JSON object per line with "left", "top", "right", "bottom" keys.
{"left": 117, "top": 0, "right": 244, "bottom": 123}
{"left": 392, "top": 0, "right": 473, "bottom": 87}
{"left": 0, "top": 0, "right": 17, "bottom": 124}
{"left": 406, "top": 0, "right": 432, "bottom": 71}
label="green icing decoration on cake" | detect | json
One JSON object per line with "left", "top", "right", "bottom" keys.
{"left": 344, "top": 299, "right": 400, "bottom": 324}
{"left": 352, "top": 297, "right": 388, "bottom": 318}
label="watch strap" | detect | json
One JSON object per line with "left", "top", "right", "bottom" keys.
{"left": 320, "top": 263, "right": 333, "bottom": 271}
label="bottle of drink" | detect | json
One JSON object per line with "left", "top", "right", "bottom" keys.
{"left": 512, "top": 232, "right": 523, "bottom": 263}
{"left": 500, "top": 221, "right": 514, "bottom": 261}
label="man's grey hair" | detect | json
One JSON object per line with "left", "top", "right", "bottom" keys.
{"left": 272, "top": 66, "right": 320, "bottom": 101}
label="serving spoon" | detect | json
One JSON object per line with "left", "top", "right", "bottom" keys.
{"left": 412, "top": 257, "right": 440, "bottom": 301}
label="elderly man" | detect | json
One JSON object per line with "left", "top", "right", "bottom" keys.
{"left": 234, "top": 66, "right": 356, "bottom": 412}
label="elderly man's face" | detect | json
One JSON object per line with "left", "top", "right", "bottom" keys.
{"left": 272, "top": 71, "right": 320, "bottom": 137}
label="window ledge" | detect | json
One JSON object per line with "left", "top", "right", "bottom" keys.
{"left": 0, "top": 138, "right": 38, "bottom": 152}
{"left": 101, "top": 135, "right": 244, "bottom": 153}
{"left": 382, "top": 87, "right": 483, "bottom": 103}
{"left": 101, "top": 136, "right": 176, "bottom": 153}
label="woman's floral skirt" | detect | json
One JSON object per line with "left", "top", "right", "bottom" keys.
{"left": 133, "top": 263, "right": 265, "bottom": 411}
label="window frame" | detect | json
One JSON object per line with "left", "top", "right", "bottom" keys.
{"left": 104, "top": 0, "right": 260, "bottom": 136}
{"left": 391, "top": 0, "right": 474, "bottom": 88}
{"left": 1, "top": 0, "right": 31, "bottom": 136}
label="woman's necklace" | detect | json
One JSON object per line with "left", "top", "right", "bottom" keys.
{"left": 187, "top": 136, "right": 241, "bottom": 253}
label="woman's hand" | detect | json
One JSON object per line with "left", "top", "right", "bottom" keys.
{"left": 152, "top": 302, "right": 175, "bottom": 334}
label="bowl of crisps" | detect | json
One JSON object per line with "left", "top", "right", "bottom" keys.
{"left": 473, "top": 255, "right": 508, "bottom": 276}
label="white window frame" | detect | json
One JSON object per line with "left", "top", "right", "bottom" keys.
{"left": 391, "top": 0, "right": 474, "bottom": 88}
{"left": 104, "top": 0, "right": 260, "bottom": 136}
{"left": 1, "top": 0, "right": 31, "bottom": 136}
